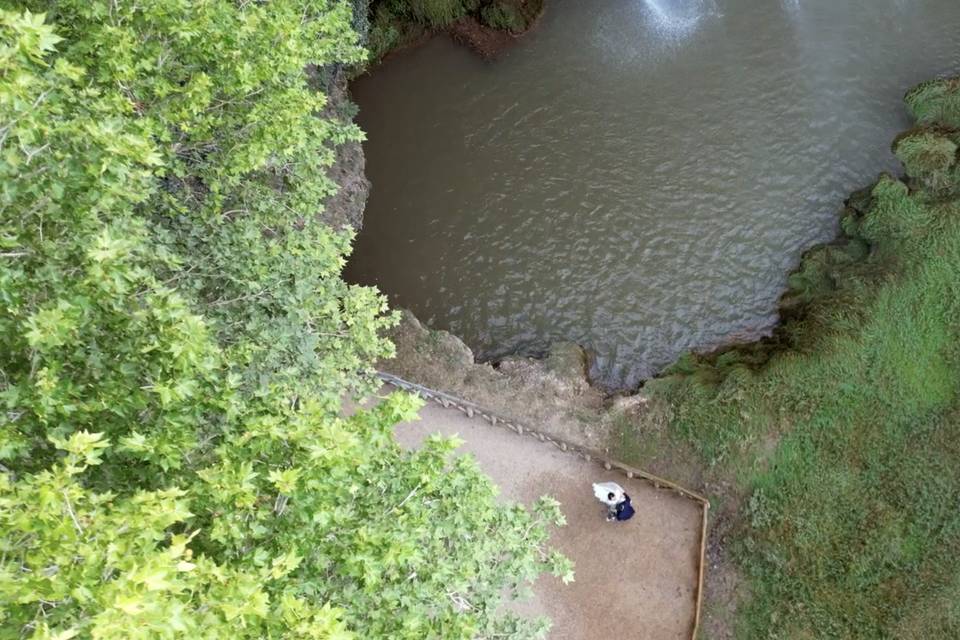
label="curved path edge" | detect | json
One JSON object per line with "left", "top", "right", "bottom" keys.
{"left": 377, "top": 370, "right": 710, "bottom": 640}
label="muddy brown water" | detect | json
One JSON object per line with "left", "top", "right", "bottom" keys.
{"left": 347, "top": 0, "right": 960, "bottom": 390}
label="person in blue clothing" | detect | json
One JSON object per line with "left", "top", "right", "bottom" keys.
{"left": 592, "top": 481, "right": 636, "bottom": 522}
{"left": 611, "top": 492, "right": 635, "bottom": 522}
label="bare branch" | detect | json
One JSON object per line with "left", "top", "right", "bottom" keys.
{"left": 62, "top": 491, "right": 84, "bottom": 535}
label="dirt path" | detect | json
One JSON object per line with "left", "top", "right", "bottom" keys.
{"left": 391, "top": 393, "right": 702, "bottom": 639}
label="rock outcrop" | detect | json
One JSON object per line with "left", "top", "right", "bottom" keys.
{"left": 383, "top": 309, "right": 618, "bottom": 451}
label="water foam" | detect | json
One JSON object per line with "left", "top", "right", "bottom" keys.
{"left": 641, "top": 0, "right": 721, "bottom": 37}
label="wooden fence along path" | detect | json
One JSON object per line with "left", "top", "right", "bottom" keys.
{"left": 377, "top": 371, "right": 710, "bottom": 640}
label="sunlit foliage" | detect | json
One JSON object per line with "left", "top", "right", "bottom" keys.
{"left": 0, "top": 6, "right": 569, "bottom": 639}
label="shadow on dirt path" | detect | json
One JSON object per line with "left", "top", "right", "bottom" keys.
{"left": 391, "top": 393, "right": 702, "bottom": 639}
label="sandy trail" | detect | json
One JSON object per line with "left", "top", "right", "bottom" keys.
{"left": 391, "top": 393, "right": 701, "bottom": 640}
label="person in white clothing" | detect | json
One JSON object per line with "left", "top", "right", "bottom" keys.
{"left": 592, "top": 481, "right": 634, "bottom": 522}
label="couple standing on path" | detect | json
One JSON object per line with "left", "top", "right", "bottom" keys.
{"left": 593, "top": 482, "right": 635, "bottom": 522}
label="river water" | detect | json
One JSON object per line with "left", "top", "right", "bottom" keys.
{"left": 347, "top": 0, "right": 960, "bottom": 390}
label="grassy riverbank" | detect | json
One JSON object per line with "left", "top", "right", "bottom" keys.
{"left": 643, "top": 80, "right": 960, "bottom": 638}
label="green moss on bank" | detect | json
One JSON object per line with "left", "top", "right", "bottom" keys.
{"left": 647, "top": 79, "right": 960, "bottom": 637}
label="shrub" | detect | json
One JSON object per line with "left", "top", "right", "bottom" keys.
{"left": 905, "top": 77, "right": 960, "bottom": 128}
{"left": 368, "top": 5, "right": 405, "bottom": 61}
{"left": 857, "top": 174, "right": 933, "bottom": 244}
{"left": 480, "top": 3, "right": 524, "bottom": 32}
{"left": 391, "top": 0, "right": 479, "bottom": 26}
{"left": 894, "top": 129, "right": 958, "bottom": 191}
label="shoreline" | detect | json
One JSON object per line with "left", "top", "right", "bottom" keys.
{"left": 380, "top": 180, "right": 873, "bottom": 402}
{"left": 362, "top": 0, "right": 546, "bottom": 67}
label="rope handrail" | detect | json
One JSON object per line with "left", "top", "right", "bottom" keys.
{"left": 377, "top": 369, "right": 710, "bottom": 640}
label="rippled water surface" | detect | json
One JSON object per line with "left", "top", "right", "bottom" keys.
{"left": 347, "top": 0, "right": 960, "bottom": 390}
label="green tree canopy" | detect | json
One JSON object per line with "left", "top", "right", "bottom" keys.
{"left": 0, "top": 5, "right": 569, "bottom": 639}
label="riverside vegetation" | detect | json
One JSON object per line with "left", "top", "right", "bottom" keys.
{"left": 365, "top": 0, "right": 543, "bottom": 62}
{"left": 0, "top": 4, "right": 572, "bottom": 639}
{"left": 640, "top": 80, "right": 960, "bottom": 637}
